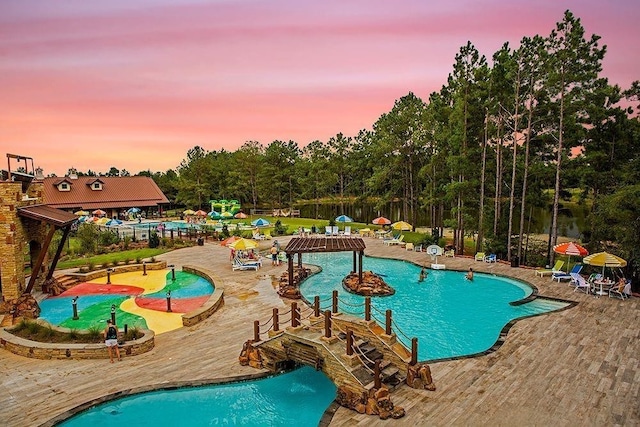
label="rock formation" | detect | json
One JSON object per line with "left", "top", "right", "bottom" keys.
{"left": 342, "top": 271, "right": 395, "bottom": 296}
{"left": 0, "top": 293, "right": 41, "bottom": 320}
{"left": 238, "top": 340, "right": 263, "bottom": 369}
{"left": 406, "top": 362, "right": 436, "bottom": 391}
{"left": 336, "top": 385, "right": 405, "bottom": 419}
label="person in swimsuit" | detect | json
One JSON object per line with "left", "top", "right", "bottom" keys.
{"left": 104, "top": 319, "right": 121, "bottom": 363}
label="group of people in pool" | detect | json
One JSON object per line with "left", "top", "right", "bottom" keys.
{"left": 418, "top": 266, "right": 474, "bottom": 282}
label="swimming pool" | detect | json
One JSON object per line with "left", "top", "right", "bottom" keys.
{"left": 300, "top": 253, "right": 570, "bottom": 361}
{"left": 56, "top": 366, "right": 336, "bottom": 427}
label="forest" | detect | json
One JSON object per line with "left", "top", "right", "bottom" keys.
{"left": 59, "top": 12, "right": 640, "bottom": 281}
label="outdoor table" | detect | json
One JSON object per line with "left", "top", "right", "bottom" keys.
{"left": 593, "top": 279, "right": 613, "bottom": 296}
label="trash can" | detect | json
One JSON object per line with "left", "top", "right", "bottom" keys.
{"left": 511, "top": 256, "right": 520, "bottom": 267}
{"left": 197, "top": 237, "right": 204, "bottom": 246}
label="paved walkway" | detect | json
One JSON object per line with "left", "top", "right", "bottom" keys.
{"left": 1, "top": 237, "right": 638, "bottom": 426}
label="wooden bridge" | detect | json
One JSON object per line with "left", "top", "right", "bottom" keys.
{"left": 245, "top": 293, "right": 421, "bottom": 398}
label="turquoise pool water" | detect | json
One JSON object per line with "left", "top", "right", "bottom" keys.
{"left": 57, "top": 367, "right": 336, "bottom": 427}
{"left": 300, "top": 253, "right": 569, "bottom": 361}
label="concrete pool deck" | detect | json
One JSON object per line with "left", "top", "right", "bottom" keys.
{"left": 1, "top": 236, "right": 638, "bottom": 426}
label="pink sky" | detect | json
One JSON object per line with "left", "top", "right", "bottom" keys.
{"left": 1, "top": 0, "right": 638, "bottom": 176}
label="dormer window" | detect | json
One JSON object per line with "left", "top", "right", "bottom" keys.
{"left": 88, "top": 179, "right": 104, "bottom": 191}
{"left": 60, "top": 183, "right": 69, "bottom": 191}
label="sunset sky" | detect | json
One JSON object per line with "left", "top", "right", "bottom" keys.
{"left": 1, "top": 0, "right": 638, "bottom": 176}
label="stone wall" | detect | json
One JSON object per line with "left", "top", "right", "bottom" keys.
{"left": 0, "top": 181, "right": 47, "bottom": 301}
{"left": 0, "top": 326, "right": 155, "bottom": 360}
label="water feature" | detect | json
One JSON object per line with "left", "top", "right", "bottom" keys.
{"left": 300, "top": 252, "right": 570, "bottom": 361}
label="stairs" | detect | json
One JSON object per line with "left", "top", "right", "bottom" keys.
{"left": 46, "top": 275, "right": 80, "bottom": 294}
{"left": 339, "top": 332, "right": 406, "bottom": 390}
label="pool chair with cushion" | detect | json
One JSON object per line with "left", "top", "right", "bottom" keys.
{"left": 232, "top": 256, "right": 261, "bottom": 271}
{"left": 383, "top": 234, "right": 405, "bottom": 246}
{"left": 484, "top": 254, "right": 497, "bottom": 263}
{"left": 475, "top": 252, "right": 486, "bottom": 261}
{"left": 535, "top": 260, "right": 564, "bottom": 277}
{"left": 552, "top": 264, "right": 583, "bottom": 282}
{"left": 405, "top": 242, "right": 414, "bottom": 251}
{"left": 444, "top": 249, "right": 455, "bottom": 257}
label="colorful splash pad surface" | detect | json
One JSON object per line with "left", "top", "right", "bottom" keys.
{"left": 39, "top": 270, "right": 214, "bottom": 334}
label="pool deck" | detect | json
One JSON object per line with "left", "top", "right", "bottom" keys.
{"left": 1, "top": 237, "right": 638, "bottom": 426}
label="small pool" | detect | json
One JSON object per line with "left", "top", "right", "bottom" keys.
{"left": 300, "top": 253, "right": 570, "bottom": 361}
{"left": 56, "top": 366, "right": 336, "bottom": 427}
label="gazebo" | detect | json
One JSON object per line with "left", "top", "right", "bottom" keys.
{"left": 283, "top": 237, "right": 366, "bottom": 289}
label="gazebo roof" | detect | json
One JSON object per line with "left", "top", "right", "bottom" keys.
{"left": 284, "top": 237, "right": 366, "bottom": 254}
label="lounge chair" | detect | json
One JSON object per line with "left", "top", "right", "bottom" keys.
{"left": 383, "top": 234, "right": 405, "bottom": 246}
{"left": 344, "top": 226, "right": 351, "bottom": 236}
{"left": 609, "top": 280, "right": 632, "bottom": 300}
{"left": 232, "top": 256, "right": 261, "bottom": 271}
{"left": 484, "top": 254, "right": 497, "bottom": 263}
{"left": 444, "top": 249, "right": 455, "bottom": 257}
{"left": 325, "top": 226, "right": 332, "bottom": 236}
{"left": 534, "top": 260, "right": 564, "bottom": 277}
{"left": 571, "top": 273, "right": 590, "bottom": 294}
{"left": 474, "top": 252, "right": 485, "bottom": 261}
{"left": 405, "top": 242, "right": 414, "bottom": 251}
{"left": 552, "top": 264, "right": 583, "bottom": 282}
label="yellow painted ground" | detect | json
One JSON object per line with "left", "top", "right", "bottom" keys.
{"left": 89, "top": 270, "right": 183, "bottom": 334}
{"left": 120, "top": 297, "right": 183, "bottom": 334}
{"left": 89, "top": 270, "right": 169, "bottom": 294}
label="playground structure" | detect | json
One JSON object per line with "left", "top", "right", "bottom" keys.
{"left": 208, "top": 199, "right": 241, "bottom": 218}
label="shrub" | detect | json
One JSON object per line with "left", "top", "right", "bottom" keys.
{"left": 76, "top": 223, "right": 99, "bottom": 255}
{"left": 123, "top": 326, "right": 143, "bottom": 341}
{"left": 98, "top": 229, "right": 120, "bottom": 247}
{"left": 148, "top": 231, "right": 160, "bottom": 248}
{"left": 123, "top": 235, "right": 131, "bottom": 250}
{"left": 274, "top": 220, "right": 287, "bottom": 236}
{"left": 87, "top": 326, "right": 102, "bottom": 341}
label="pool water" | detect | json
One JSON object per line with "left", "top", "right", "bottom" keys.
{"left": 57, "top": 366, "right": 336, "bottom": 427}
{"left": 300, "top": 253, "right": 570, "bottom": 361}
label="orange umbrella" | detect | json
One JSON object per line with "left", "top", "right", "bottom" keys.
{"left": 221, "top": 236, "right": 240, "bottom": 247}
{"left": 372, "top": 216, "right": 391, "bottom": 225}
{"left": 234, "top": 212, "right": 248, "bottom": 219}
{"left": 194, "top": 210, "right": 208, "bottom": 216}
{"left": 553, "top": 242, "right": 588, "bottom": 272}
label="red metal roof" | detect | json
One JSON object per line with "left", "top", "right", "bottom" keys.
{"left": 41, "top": 176, "right": 169, "bottom": 210}
{"left": 18, "top": 204, "right": 78, "bottom": 227}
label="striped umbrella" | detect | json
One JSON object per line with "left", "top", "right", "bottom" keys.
{"left": 553, "top": 242, "right": 588, "bottom": 272}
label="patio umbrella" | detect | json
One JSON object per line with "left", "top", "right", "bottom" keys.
{"left": 251, "top": 218, "right": 270, "bottom": 227}
{"left": 208, "top": 210, "right": 221, "bottom": 219}
{"left": 372, "top": 216, "right": 391, "bottom": 225}
{"left": 107, "top": 219, "right": 122, "bottom": 226}
{"left": 95, "top": 217, "right": 110, "bottom": 225}
{"left": 221, "top": 236, "right": 240, "bottom": 247}
{"left": 127, "top": 207, "right": 141, "bottom": 214}
{"left": 74, "top": 210, "right": 89, "bottom": 216}
{"left": 335, "top": 214, "right": 353, "bottom": 223}
{"left": 234, "top": 212, "right": 248, "bottom": 219}
{"left": 194, "top": 210, "right": 208, "bottom": 216}
{"left": 183, "top": 209, "right": 195, "bottom": 215}
{"left": 92, "top": 209, "right": 106, "bottom": 217}
{"left": 229, "top": 238, "right": 258, "bottom": 251}
{"left": 553, "top": 242, "right": 588, "bottom": 272}
{"left": 583, "top": 252, "right": 627, "bottom": 276}
{"left": 391, "top": 221, "right": 412, "bottom": 231}
{"left": 220, "top": 211, "right": 234, "bottom": 218}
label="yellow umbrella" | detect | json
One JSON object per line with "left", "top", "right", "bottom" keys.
{"left": 583, "top": 252, "right": 627, "bottom": 275}
{"left": 74, "top": 210, "right": 89, "bottom": 216}
{"left": 183, "top": 209, "right": 195, "bottom": 215}
{"left": 95, "top": 217, "right": 110, "bottom": 225}
{"left": 229, "top": 238, "right": 258, "bottom": 250}
{"left": 391, "top": 221, "right": 412, "bottom": 231}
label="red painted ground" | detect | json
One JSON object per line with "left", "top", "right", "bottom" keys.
{"left": 57, "top": 282, "right": 145, "bottom": 297}
{"left": 134, "top": 295, "right": 211, "bottom": 313}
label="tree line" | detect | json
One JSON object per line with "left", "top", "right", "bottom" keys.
{"left": 61, "top": 11, "right": 640, "bottom": 281}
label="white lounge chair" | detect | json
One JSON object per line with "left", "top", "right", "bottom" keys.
{"left": 383, "top": 235, "right": 404, "bottom": 246}
{"left": 571, "top": 273, "right": 590, "bottom": 294}
{"left": 552, "top": 264, "right": 583, "bottom": 282}
{"left": 232, "top": 256, "right": 261, "bottom": 271}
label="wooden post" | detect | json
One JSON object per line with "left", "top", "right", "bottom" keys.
{"left": 365, "top": 297, "right": 371, "bottom": 321}
{"left": 352, "top": 251, "right": 357, "bottom": 273}
{"left": 374, "top": 359, "right": 382, "bottom": 389}
{"left": 291, "top": 302, "right": 299, "bottom": 327}
{"left": 273, "top": 308, "right": 279, "bottom": 332}
{"left": 385, "top": 309, "right": 392, "bottom": 335}
{"left": 359, "top": 251, "right": 363, "bottom": 283}
{"left": 332, "top": 290, "right": 338, "bottom": 313}
{"left": 324, "top": 310, "right": 332, "bottom": 338}
{"left": 314, "top": 296, "right": 320, "bottom": 317}
{"left": 25, "top": 225, "right": 56, "bottom": 293}
{"left": 346, "top": 329, "right": 353, "bottom": 356}
{"left": 411, "top": 337, "right": 418, "bottom": 365}
{"left": 253, "top": 320, "right": 261, "bottom": 342}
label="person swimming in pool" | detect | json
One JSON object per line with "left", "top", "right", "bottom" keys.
{"left": 419, "top": 267, "right": 427, "bottom": 282}
{"left": 466, "top": 267, "right": 474, "bottom": 281}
